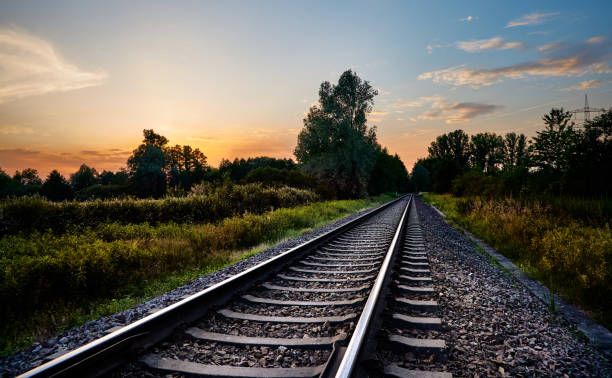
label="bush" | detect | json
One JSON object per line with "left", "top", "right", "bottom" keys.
{"left": 0, "top": 196, "right": 384, "bottom": 351}
{"left": 447, "top": 195, "right": 612, "bottom": 327}
{"left": 0, "top": 184, "right": 318, "bottom": 235}
{"left": 74, "top": 184, "right": 132, "bottom": 201}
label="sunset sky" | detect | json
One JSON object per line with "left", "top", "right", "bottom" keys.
{"left": 1, "top": 0, "right": 611, "bottom": 177}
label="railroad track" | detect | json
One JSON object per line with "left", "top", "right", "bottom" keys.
{"left": 19, "top": 195, "right": 451, "bottom": 378}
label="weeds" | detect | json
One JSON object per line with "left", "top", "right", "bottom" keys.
{"left": 0, "top": 194, "right": 392, "bottom": 355}
{"left": 421, "top": 193, "right": 611, "bottom": 329}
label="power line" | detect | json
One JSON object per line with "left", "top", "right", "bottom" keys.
{"left": 569, "top": 94, "right": 606, "bottom": 125}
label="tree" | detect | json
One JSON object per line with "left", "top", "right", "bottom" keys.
{"left": 423, "top": 130, "right": 470, "bottom": 193}
{"left": 219, "top": 157, "right": 295, "bottom": 182}
{"left": 71, "top": 164, "right": 98, "bottom": 191}
{"left": 98, "top": 169, "right": 130, "bottom": 187}
{"left": 0, "top": 168, "right": 12, "bottom": 197}
{"left": 17, "top": 168, "right": 43, "bottom": 187}
{"left": 411, "top": 162, "right": 431, "bottom": 193}
{"left": 565, "top": 109, "right": 612, "bottom": 195}
{"left": 502, "top": 132, "right": 529, "bottom": 169}
{"left": 427, "top": 130, "right": 471, "bottom": 170}
{"left": 469, "top": 132, "right": 504, "bottom": 173}
{"left": 167, "top": 144, "right": 208, "bottom": 190}
{"left": 368, "top": 148, "right": 410, "bottom": 195}
{"left": 295, "top": 70, "right": 378, "bottom": 198}
{"left": 531, "top": 108, "right": 576, "bottom": 172}
{"left": 41, "top": 170, "right": 73, "bottom": 201}
{"left": 127, "top": 129, "right": 169, "bottom": 198}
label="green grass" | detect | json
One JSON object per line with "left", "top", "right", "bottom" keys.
{"left": 1, "top": 194, "right": 393, "bottom": 355}
{"left": 420, "top": 193, "right": 611, "bottom": 329}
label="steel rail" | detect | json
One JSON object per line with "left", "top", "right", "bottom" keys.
{"left": 18, "top": 195, "right": 407, "bottom": 378}
{"left": 333, "top": 195, "right": 412, "bottom": 378}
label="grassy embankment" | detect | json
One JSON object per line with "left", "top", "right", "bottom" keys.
{"left": 421, "top": 193, "right": 611, "bottom": 329}
{"left": 0, "top": 188, "right": 394, "bottom": 355}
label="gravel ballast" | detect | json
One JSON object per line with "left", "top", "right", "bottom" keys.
{"left": 0, "top": 204, "right": 380, "bottom": 377}
{"left": 415, "top": 197, "right": 611, "bottom": 376}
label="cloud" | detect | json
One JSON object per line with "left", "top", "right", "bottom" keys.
{"left": 0, "top": 29, "right": 107, "bottom": 104}
{"left": 561, "top": 79, "right": 602, "bottom": 91}
{"left": 370, "top": 111, "right": 388, "bottom": 116}
{"left": 391, "top": 101, "right": 423, "bottom": 108}
{"left": 538, "top": 42, "right": 564, "bottom": 52}
{"left": 418, "top": 39, "right": 612, "bottom": 88}
{"left": 426, "top": 43, "right": 452, "bottom": 54}
{"left": 506, "top": 12, "right": 559, "bottom": 28}
{"left": 587, "top": 36, "right": 606, "bottom": 44}
{"left": 417, "top": 97, "right": 502, "bottom": 124}
{"left": 0, "top": 125, "right": 34, "bottom": 135}
{"left": 460, "top": 16, "right": 476, "bottom": 22}
{"left": 456, "top": 37, "right": 525, "bottom": 53}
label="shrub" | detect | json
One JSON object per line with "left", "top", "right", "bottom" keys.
{"left": 0, "top": 184, "right": 318, "bottom": 235}
{"left": 0, "top": 196, "right": 381, "bottom": 346}
{"left": 442, "top": 194, "right": 611, "bottom": 327}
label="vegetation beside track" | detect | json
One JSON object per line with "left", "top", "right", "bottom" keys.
{"left": 421, "top": 193, "right": 612, "bottom": 330}
{"left": 0, "top": 194, "right": 393, "bottom": 355}
{"left": 0, "top": 183, "right": 318, "bottom": 235}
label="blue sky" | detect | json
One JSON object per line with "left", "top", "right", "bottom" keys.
{"left": 0, "top": 0, "right": 611, "bottom": 175}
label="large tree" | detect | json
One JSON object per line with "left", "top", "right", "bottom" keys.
{"left": 411, "top": 162, "right": 431, "bottom": 193}
{"left": 294, "top": 70, "right": 378, "bottom": 198}
{"left": 127, "top": 129, "right": 169, "bottom": 198}
{"left": 41, "top": 170, "right": 73, "bottom": 201}
{"left": 502, "top": 132, "right": 529, "bottom": 169}
{"left": 427, "top": 129, "right": 471, "bottom": 170}
{"left": 531, "top": 108, "right": 576, "bottom": 172}
{"left": 71, "top": 164, "right": 98, "bottom": 191}
{"left": 469, "top": 132, "right": 504, "bottom": 173}
{"left": 167, "top": 144, "right": 208, "bottom": 190}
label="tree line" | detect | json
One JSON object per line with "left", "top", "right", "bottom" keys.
{"left": 413, "top": 107, "right": 612, "bottom": 198}
{"left": 1, "top": 70, "right": 411, "bottom": 201}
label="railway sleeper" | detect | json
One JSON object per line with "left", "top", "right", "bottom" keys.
{"left": 397, "top": 275, "right": 432, "bottom": 283}
{"left": 184, "top": 328, "right": 347, "bottom": 348}
{"left": 241, "top": 294, "right": 365, "bottom": 306}
{"left": 299, "top": 261, "right": 377, "bottom": 268}
{"left": 395, "top": 298, "right": 438, "bottom": 311}
{"left": 260, "top": 283, "right": 369, "bottom": 293}
{"left": 391, "top": 313, "right": 442, "bottom": 330}
{"left": 387, "top": 334, "right": 448, "bottom": 362}
{"left": 140, "top": 354, "right": 327, "bottom": 378}
{"left": 217, "top": 309, "right": 357, "bottom": 323}
{"left": 289, "top": 267, "right": 378, "bottom": 275}
{"left": 276, "top": 273, "right": 375, "bottom": 282}
{"left": 384, "top": 364, "right": 452, "bottom": 378}
{"left": 399, "top": 267, "right": 430, "bottom": 274}
{"left": 396, "top": 285, "right": 435, "bottom": 294}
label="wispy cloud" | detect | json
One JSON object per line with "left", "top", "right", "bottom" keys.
{"left": 561, "top": 79, "right": 602, "bottom": 91}
{"left": 0, "top": 125, "right": 34, "bottom": 135}
{"left": 370, "top": 111, "right": 388, "bottom": 116}
{"left": 391, "top": 101, "right": 422, "bottom": 108}
{"left": 0, "top": 29, "right": 107, "bottom": 104}
{"left": 418, "top": 38, "right": 612, "bottom": 88}
{"left": 460, "top": 16, "right": 477, "bottom": 22}
{"left": 506, "top": 12, "right": 559, "bottom": 28}
{"left": 587, "top": 36, "right": 606, "bottom": 44}
{"left": 456, "top": 37, "right": 525, "bottom": 53}
{"left": 418, "top": 99, "right": 503, "bottom": 124}
{"left": 538, "top": 42, "right": 564, "bottom": 52}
